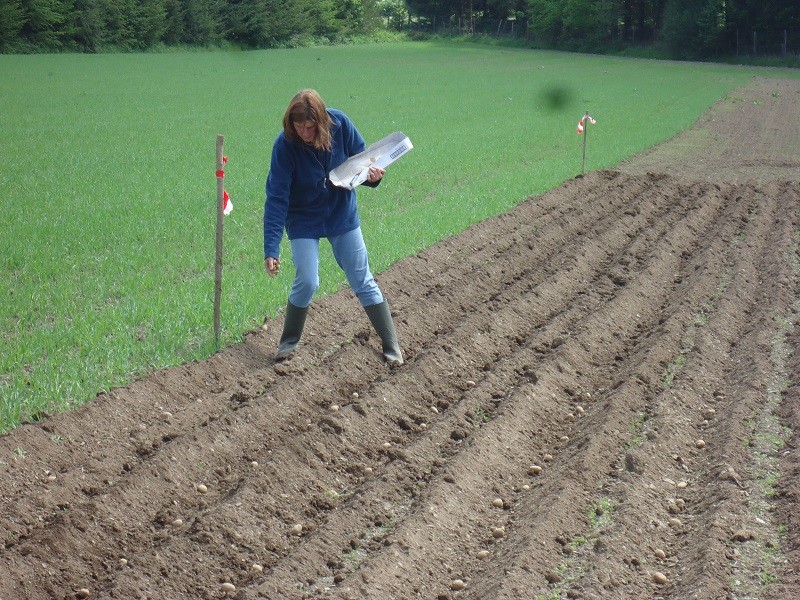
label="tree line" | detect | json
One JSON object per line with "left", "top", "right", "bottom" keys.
{"left": 2, "top": 0, "right": 798, "bottom": 58}
{"left": 528, "top": 0, "right": 800, "bottom": 59}
{"left": 409, "top": 0, "right": 799, "bottom": 59}
{"left": 0, "top": 0, "right": 407, "bottom": 52}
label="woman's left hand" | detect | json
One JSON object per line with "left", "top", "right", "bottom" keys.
{"left": 367, "top": 166, "right": 385, "bottom": 184}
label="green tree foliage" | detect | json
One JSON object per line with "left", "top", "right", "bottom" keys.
{"left": 67, "top": 0, "right": 106, "bottom": 51}
{"left": 132, "top": 0, "right": 168, "bottom": 48}
{"left": 3, "top": 0, "right": 390, "bottom": 51}
{"left": 224, "top": 0, "right": 367, "bottom": 47}
{"left": 330, "top": 0, "right": 386, "bottom": 34}
{"left": 2, "top": 0, "right": 796, "bottom": 55}
{"left": 182, "top": 0, "right": 221, "bottom": 46}
{"left": 407, "top": 0, "right": 528, "bottom": 32}
{"left": 59, "top": 0, "right": 169, "bottom": 50}
{"left": 18, "top": 0, "right": 69, "bottom": 48}
{"left": 379, "top": 0, "right": 408, "bottom": 31}
{"left": 528, "top": 0, "right": 621, "bottom": 48}
{"left": 659, "top": 0, "right": 800, "bottom": 58}
{"left": 305, "top": 0, "right": 337, "bottom": 36}
{"left": 335, "top": 0, "right": 365, "bottom": 32}
{"left": 724, "top": 0, "right": 800, "bottom": 54}
{"left": 98, "top": 0, "right": 137, "bottom": 48}
{"left": 0, "top": 1, "right": 26, "bottom": 51}
{"left": 162, "top": 0, "right": 185, "bottom": 45}
{"left": 660, "top": 0, "right": 723, "bottom": 58}
{"left": 522, "top": 0, "right": 797, "bottom": 57}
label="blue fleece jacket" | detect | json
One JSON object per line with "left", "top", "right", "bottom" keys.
{"left": 263, "top": 109, "right": 373, "bottom": 259}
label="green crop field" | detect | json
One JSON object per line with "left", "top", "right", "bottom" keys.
{"left": 1, "top": 41, "right": 795, "bottom": 433}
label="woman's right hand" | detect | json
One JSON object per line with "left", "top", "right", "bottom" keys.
{"left": 265, "top": 257, "right": 281, "bottom": 277}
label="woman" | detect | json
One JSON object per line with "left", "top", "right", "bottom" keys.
{"left": 263, "top": 89, "right": 403, "bottom": 365}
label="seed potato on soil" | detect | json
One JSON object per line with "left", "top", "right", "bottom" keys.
{"left": 652, "top": 572, "right": 669, "bottom": 585}
{"left": 221, "top": 582, "right": 236, "bottom": 593}
{"left": 450, "top": 579, "right": 466, "bottom": 591}
{"left": 0, "top": 78, "right": 799, "bottom": 599}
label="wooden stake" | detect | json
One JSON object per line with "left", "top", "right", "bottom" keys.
{"left": 581, "top": 111, "right": 589, "bottom": 176}
{"left": 214, "top": 134, "right": 224, "bottom": 348}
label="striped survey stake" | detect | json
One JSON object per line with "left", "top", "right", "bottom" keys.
{"left": 216, "top": 155, "right": 232, "bottom": 215}
{"left": 577, "top": 112, "right": 596, "bottom": 175}
{"left": 213, "top": 135, "right": 230, "bottom": 347}
{"left": 577, "top": 113, "right": 596, "bottom": 134}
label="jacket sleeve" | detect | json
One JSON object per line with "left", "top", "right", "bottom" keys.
{"left": 340, "top": 112, "right": 381, "bottom": 189}
{"left": 264, "top": 137, "right": 292, "bottom": 259}
{"left": 342, "top": 113, "right": 367, "bottom": 157}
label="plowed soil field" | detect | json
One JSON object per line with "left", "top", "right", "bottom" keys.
{"left": 2, "top": 77, "right": 799, "bottom": 600}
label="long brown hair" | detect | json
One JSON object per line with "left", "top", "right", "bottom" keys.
{"left": 282, "top": 89, "right": 333, "bottom": 151}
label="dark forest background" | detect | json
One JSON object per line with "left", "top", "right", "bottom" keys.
{"left": 2, "top": 0, "right": 798, "bottom": 61}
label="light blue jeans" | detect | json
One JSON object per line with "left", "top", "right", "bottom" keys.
{"left": 288, "top": 227, "right": 384, "bottom": 308}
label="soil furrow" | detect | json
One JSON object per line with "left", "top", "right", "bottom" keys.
{"left": 552, "top": 181, "right": 798, "bottom": 599}
{"left": 234, "top": 172, "right": 704, "bottom": 596}
{"left": 248, "top": 173, "right": 764, "bottom": 596}
{"left": 456, "top": 183, "right": 757, "bottom": 599}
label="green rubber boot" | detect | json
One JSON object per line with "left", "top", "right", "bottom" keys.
{"left": 364, "top": 300, "right": 404, "bottom": 365}
{"left": 275, "top": 302, "right": 308, "bottom": 360}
